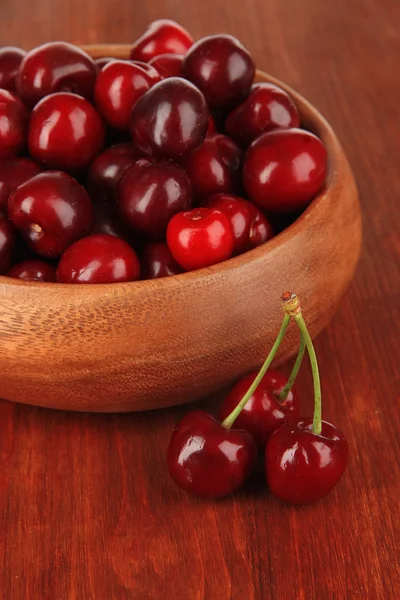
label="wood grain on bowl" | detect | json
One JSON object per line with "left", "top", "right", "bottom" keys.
{"left": 0, "top": 45, "right": 362, "bottom": 412}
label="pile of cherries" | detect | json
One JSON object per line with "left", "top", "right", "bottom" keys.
{"left": 0, "top": 20, "right": 327, "bottom": 283}
{"left": 168, "top": 292, "right": 349, "bottom": 504}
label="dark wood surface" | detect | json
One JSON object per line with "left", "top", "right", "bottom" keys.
{"left": 0, "top": 1, "right": 399, "bottom": 598}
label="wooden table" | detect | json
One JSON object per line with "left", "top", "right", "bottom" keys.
{"left": 1, "top": 1, "right": 399, "bottom": 598}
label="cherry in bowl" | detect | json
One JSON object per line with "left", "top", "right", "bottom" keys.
{"left": 87, "top": 143, "right": 141, "bottom": 203}
{"left": 141, "top": 242, "right": 183, "bottom": 279}
{"left": 0, "top": 46, "right": 26, "bottom": 91}
{"left": 130, "top": 19, "right": 193, "bottom": 62}
{"left": 7, "top": 259, "right": 56, "bottom": 282}
{"left": 148, "top": 53, "right": 184, "bottom": 78}
{"left": 0, "top": 90, "right": 28, "bottom": 159}
{"left": 0, "top": 158, "right": 41, "bottom": 214}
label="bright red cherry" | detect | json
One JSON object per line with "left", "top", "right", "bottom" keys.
{"left": 220, "top": 370, "right": 300, "bottom": 448}
{"left": 8, "top": 171, "right": 93, "bottom": 258}
{"left": 0, "top": 46, "right": 26, "bottom": 91}
{"left": 226, "top": 82, "right": 300, "bottom": 146}
{"left": 0, "top": 215, "right": 15, "bottom": 274}
{"left": 130, "top": 77, "right": 209, "bottom": 160}
{"left": 148, "top": 53, "right": 184, "bottom": 78}
{"left": 28, "top": 92, "right": 105, "bottom": 173}
{"left": 89, "top": 201, "right": 138, "bottom": 247}
{"left": 243, "top": 128, "right": 327, "bottom": 213}
{"left": 7, "top": 259, "right": 56, "bottom": 282}
{"left": 16, "top": 42, "right": 98, "bottom": 107}
{"left": 130, "top": 19, "right": 193, "bottom": 62}
{"left": 0, "top": 90, "right": 28, "bottom": 159}
{"left": 94, "top": 61, "right": 157, "bottom": 131}
{"left": 0, "top": 158, "right": 41, "bottom": 214}
{"left": 183, "top": 133, "right": 241, "bottom": 200}
{"left": 57, "top": 233, "right": 140, "bottom": 284}
{"left": 141, "top": 242, "right": 183, "bottom": 279}
{"left": 183, "top": 34, "right": 255, "bottom": 108}
{"left": 87, "top": 143, "right": 141, "bottom": 203}
{"left": 167, "top": 207, "right": 234, "bottom": 271}
{"left": 167, "top": 410, "right": 257, "bottom": 498}
{"left": 265, "top": 419, "right": 348, "bottom": 504}
{"left": 95, "top": 57, "right": 115, "bottom": 69}
{"left": 117, "top": 160, "right": 192, "bottom": 239}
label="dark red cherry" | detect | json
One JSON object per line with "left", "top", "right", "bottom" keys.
{"left": 28, "top": 92, "right": 105, "bottom": 173}
{"left": 8, "top": 171, "right": 92, "bottom": 258}
{"left": 88, "top": 143, "right": 141, "bottom": 202}
{"left": 89, "top": 201, "right": 138, "bottom": 247}
{"left": 129, "top": 61, "right": 162, "bottom": 83}
{"left": 183, "top": 34, "right": 255, "bottom": 108}
{"left": 94, "top": 60, "right": 157, "bottom": 131}
{"left": 130, "top": 77, "right": 209, "bottom": 160}
{"left": 226, "top": 82, "right": 300, "bottom": 146}
{"left": 0, "top": 89, "right": 28, "bottom": 159}
{"left": 7, "top": 259, "right": 56, "bottom": 282}
{"left": 167, "top": 410, "right": 257, "bottom": 498}
{"left": 183, "top": 133, "right": 241, "bottom": 200}
{"left": 265, "top": 419, "right": 348, "bottom": 504}
{"left": 141, "top": 242, "right": 183, "bottom": 279}
{"left": 0, "top": 158, "right": 41, "bottom": 214}
{"left": 220, "top": 370, "right": 300, "bottom": 448}
{"left": 0, "top": 215, "right": 15, "bottom": 274}
{"left": 0, "top": 46, "right": 26, "bottom": 91}
{"left": 117, "top": 160, "right": 192, "bottom": 239}
{"left": 247, "top": 202, "right": 274, "bottom": 249}
{"left": 16, "top": 41, "right": 98, "bottom": 107}
{"left": 148, "top": 53, "right": 184, "bottom": 78}
{"left": 57, "top": 233, "right": 140, "bottom": 284}
{"left": 130, "top": 19, "right": 193, "bottom": 62}
{"left": 95, "top": 57, "right": 115, "bottom": 69}
{"left": 167, "top": 207, "right": 234, "bottom": 271}
{"left": 243, "top": 128, "right": 327, "bottom": 213}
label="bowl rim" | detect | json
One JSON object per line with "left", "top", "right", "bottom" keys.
{"left": 0, "top": 48, "right": 343, "bottom": 292}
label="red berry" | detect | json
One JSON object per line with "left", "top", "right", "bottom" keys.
{"left": 148, "top": 53, "right": 184, "bottom": 78}
{"left": 243, "top": 128, "right": 327, "bottom": 213}
{"left": 129, "top": 61, "right": 162, "bottom": 83}
{"left": 203, "top": 193, "right": 253, "bottom": 255}
{"left": 167, "top": 207, "right": 234, "bottom": 271}
{"left": 117, "top": 160, "right": 192, "bottom": 239}
{"left": 28, "top": 92, "right": 105, "bottom": 173}
{"left": 265, "top": 419, "right": 348, "bottom": 504}
{"left": 0, "top": 215, "right": 15, "bottom": 274}
{"left": 0, "top": 46, "right": 26, "bottom": 91}
{"left": 0, "top": 90, "right": 28, "bottom": 159}
{"left": 167, "top": 411, "right": 257, "bottom": 498}
{"left": 89, "top": 201, "right": 138, "bottom": 247}
{"left": 88, "top": 143, "right": 141, "bottom": 203}
{"left": 226, "top": 82, "right": 300, "bottom": 146}
{"left": 0, "top": 158, "right": 41, "bottom": 214}
{"left": 16, "top": 42, "right": 98, "bottom": 107}
{"left": 183, "top": 35, "right": 255, "bottom": 108}
{"left": 57, "top": 233, "right": 140, "bottom": 284}
{"left": 141, "top": 242, "right": 183, "bottom": 279}
{"left": 7, "top": 259, "right": 56, "bottom": 282}
{"left": 8, "top": 171, "right": 93, "bottom": 258}
{"left": 130, "top": 19, "right": 193, "bottom": 62}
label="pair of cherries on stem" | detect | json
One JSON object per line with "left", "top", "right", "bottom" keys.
{"left": 167, "top": 292, "right": 348, "bottom": 504}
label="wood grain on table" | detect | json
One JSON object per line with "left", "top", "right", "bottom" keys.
{"left": 0, "top": 1, "right": 399, "bottom": 599}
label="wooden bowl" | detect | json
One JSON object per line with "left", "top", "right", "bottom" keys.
{"left": 0, "top": 45, "right": 362, "bottom": 412}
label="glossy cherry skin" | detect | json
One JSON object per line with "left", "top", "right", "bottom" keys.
{"left": 243, "top": 128, "right": 328, "bottom": 213}
{"left": 28, "top": 92, "right": 105, "bottom": 173}
{"left": 0, "top": 215, "right": 15, "bottom": 274}
{"left": 8, "top": 171, "right": 93, "bottom": 258}
{"left": 183, "top": 34, "right": 255, "bottom": 108}
{"left": 88, "top": 143, "right": 141, "bottom": 203}
{"left": 265, "top": 419, "right": 348, "bottom": 504}
{"left": 220, "top": 370, "right": 300, "bottom": 448}
{"left": 130, "top": 19, "right": 193, "bottom": 62}
{"left": 167, "top": 410, "right": 257, "bottom": 498}
{"left": 226, "top": 83, "right": 300, "bottom": 146}
{"left": 141, "top": 242, "right": 183, "bottom": 279}
{"left": 130, "top": 61, "right": 162, "bottom": 83}
{"left": 117, "top": 160, "right": 192, "bottom": 239}
{"left": 0, "top": 90, "right": 28, "bottom": 159}
{"left": 0, "top": 46, "right": 26, "bottom": 90}
{"left": 95, "top": 61, "right": 157, "bottom": 131}
{"left": 148, "top": 53, "right": 184, "bottom": 78}
{"left": 167, "top": 207, "right": 234, "bottom": 271}
{"left": 7, "top": 259, "right": 56, "bottom": 282}
{"left": 57, "top": 233, "right": 140, "bottom": 284}
{"left": 183, "top": 133, "right": 241, "bottom": 200}
{"left": 0, "top": 158, "right": 41, "bottom": 214}
{"left": 130, "top": 77, "right": 209, "bottom": 160}
{"left": 16, "top": 42, "right": 98, "bottom": 107}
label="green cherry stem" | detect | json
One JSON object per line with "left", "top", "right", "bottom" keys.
{"left": 278, "top": 333, "right": 305, "bottom": 402}
{"left": 221, "top": 312, "right": 291, "bottom": 430}
{"left": 281, "top": 292, "right": 322, "bottom": 435}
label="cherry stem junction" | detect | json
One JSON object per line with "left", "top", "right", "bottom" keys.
{"left": 221, "top": 312, "right": 291, "bottom": 430}
{"left": 278, "top": 333, "right": 305, "bottom": 401}
{"left": 281, "top": 292, "right": 322, "bottom": 435}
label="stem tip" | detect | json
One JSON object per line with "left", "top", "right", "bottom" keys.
{"left": 281, "top": 291, "right": 302, "bottom": 316}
